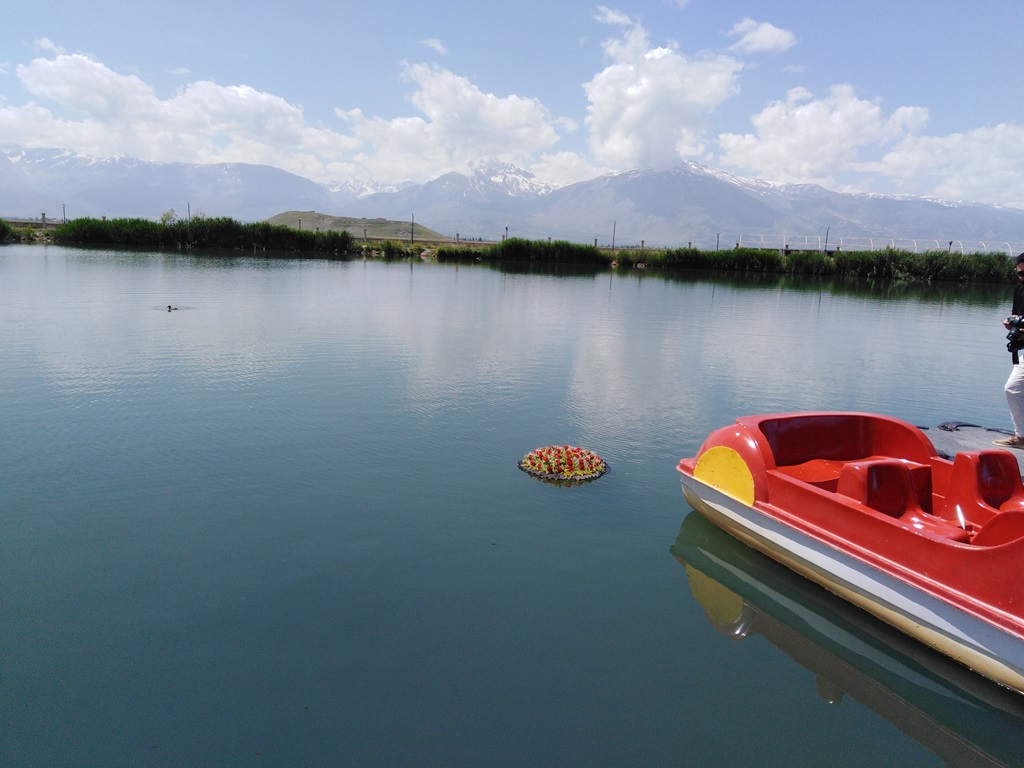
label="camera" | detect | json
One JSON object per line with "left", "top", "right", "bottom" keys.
{"left": 1007, "top": 316, "right": 1024, "bottom": 352}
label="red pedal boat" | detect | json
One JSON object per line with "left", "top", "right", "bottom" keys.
{"left": 677, "top": 412, "right": 1024, "bottom": 694}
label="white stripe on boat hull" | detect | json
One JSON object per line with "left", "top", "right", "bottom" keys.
{"left": 681, "top": 476, "right": 1024, "bottom": 694}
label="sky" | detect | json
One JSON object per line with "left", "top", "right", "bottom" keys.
{"left": 3, "top": 0, "right": 1024, "bottom": 207}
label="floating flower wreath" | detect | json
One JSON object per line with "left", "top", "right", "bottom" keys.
{"left": 519, "top": 445, "right": 608, "bottom": 484}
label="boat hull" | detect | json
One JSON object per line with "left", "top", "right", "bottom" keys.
{"left": 680, "top": 472, "right": 1024, "bottom": 694}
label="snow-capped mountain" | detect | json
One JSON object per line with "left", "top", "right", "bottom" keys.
{"left": 4, "top": 147, "right": 1024, "bottom": 249}
{"left": 322, "top": 165, "right": 552, "bottom": 202}
{"left": 324, "top": 178, "right": 416, "bottom": 200}
{"left": 473, "top": 164, "right": 558, "bottom": 197}
{"left": 0, "top": 148, "right": 337, "bottom": 222}
{"left": 343, "top": 163, "right": 1024, "bottom": 248}
{"left": 335, "top": 164, "right": 561, "bottom": 239}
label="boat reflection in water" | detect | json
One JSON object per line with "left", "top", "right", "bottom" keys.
{"left": 672, "top": 511, "right": 1024, "bottom": 768}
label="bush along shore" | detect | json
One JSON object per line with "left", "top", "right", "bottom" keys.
{"left": 49, "top": 216, "right": 357, "bottom": 256}
{"left": 3, "top": 215, "right": 1016, "bottom": 283}
{"left": 440, "top": 238, "right": 1015, "bottom": 283}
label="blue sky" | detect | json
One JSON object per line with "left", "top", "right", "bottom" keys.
{"left": 3, "top": 0, "right": 1024, "bottom": 206}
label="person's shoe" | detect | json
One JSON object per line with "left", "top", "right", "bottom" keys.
{"left": 993, "top": 434, "right": 1024, "bottom": 448}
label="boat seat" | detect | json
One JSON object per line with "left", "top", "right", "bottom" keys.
{"left": 836, "top": 459, "right": 970, "bottom": 541}
{"left": 971, "top": 510, "right": 1024, "bottom": 546}
{"left": 939, "top": 450, "right": 1024, "bottom": 526}
{"left": 775, "top": 455, "right": 888, "bottom": 491}
{"left": 836, "top": 460, "right": 928, "bottom": 516}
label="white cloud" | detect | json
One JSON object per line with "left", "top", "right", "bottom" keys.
{"left": 717, "top": 84, "right": 928, "bottom": 186}
{"left": 5, "top": 51, "right": 351, "bottom": 177}
{"left": 868, "top": 124, "right": 1024, "bottom": 208}
{"left": 714, "top": 81, "right": 1024, "bottom": 207}
{"left": 594, "top": 5, "right": 633, "bottom": 27}
{"left": 420, "top": 38, "right": 448, "bottom": 55}
{"left": 333, "top": 63, "right": 562, "bottom": 181}
{"left": 585, "top": 10, "right": 742, "bottom": 167}
{"left": 19, "top": 53, "right": 157, "bottom": 120}
{"left": 727, "top": 18, "right": 796, "bottom": 55}
{"left": 34, "top": 37, "right": 66, "bottom": 55}
{"left": 530, "top": 150, "right": 609, "bottom": 186}
{"left": 2, "top": 49, "right": 564, "bottom": 184}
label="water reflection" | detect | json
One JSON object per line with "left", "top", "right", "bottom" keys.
{"left": 671, "top": 511, "right": 1024, "bottom": 768}
{"left": 649, "top": 270, "right": 1007, "bottom": 306}
{"left": 480, "top": 260, "right": 1007, "bottom": 307}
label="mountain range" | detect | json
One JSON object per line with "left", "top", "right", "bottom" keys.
{"left": 4, "top": 147, "right": 1024, "bottom": 250}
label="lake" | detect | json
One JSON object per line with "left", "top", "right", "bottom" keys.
{"left": 2, "top": 244, "right": 1023, "bottom": 767}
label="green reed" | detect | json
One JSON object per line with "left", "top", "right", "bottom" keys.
{"left": 52, "top": 216, "right": 355, "bottom": 255}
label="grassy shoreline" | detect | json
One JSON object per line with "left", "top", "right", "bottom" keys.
{"left": 2, "top": 216, "right": 1016, "bottom": 284}
{"left": 439, "top": 237, "right": 1014, "bottom": 284}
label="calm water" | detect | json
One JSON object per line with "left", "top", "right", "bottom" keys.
{"left": 2, "top": 245, "right": 1022, "bottom": 767}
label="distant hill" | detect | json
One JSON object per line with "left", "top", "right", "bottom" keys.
{"left": 5, "top": 147, "right": 1024, "bottom": 251}
{"left": 340, "top": 163, "right": 1024, "bottom": 251}
{"left": 265, "top": 211, "right": 449, "bottom": 242}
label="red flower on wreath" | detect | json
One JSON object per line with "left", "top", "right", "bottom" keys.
{"left": 519, "top": 445, "right": 607, "bottom": 482}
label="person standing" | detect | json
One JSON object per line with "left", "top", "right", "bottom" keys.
{"left": 996, "top": 253, "right": 1024, "bottom": 448}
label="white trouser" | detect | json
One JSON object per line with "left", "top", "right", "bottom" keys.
{"left": 1005, "top": 363, "right": 1024, "bottom": 436}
